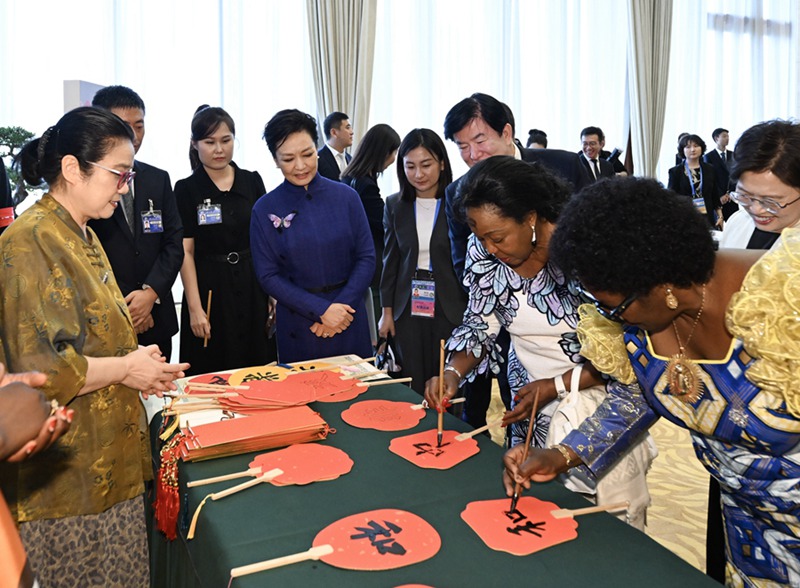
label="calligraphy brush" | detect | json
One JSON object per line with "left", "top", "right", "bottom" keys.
{"left": 509, "top": 390, "right": 540, "bottom": 513}
{"left": 437, "top": 339, "right": 445, "bottom": 447}
{"left": 203, "top": 290, "right": 213, "bottom": 348}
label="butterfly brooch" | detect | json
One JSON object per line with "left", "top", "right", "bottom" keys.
{"left": 267, "top": 211, "right": 297, "bottom": 233}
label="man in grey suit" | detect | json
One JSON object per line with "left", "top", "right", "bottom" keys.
{"left": 90, "top": 85, "right": 184, "bottom": 361}
{"left": 317, "top": 111, "right": 353, "bottom": 181}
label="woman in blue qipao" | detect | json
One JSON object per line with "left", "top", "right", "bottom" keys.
{"left": 507, "top": 177, "right": 800, "bottom": 587}
{"left": 424, "top": 157, "right": 655, "bottom": 529}
{"left": 251, "top": 109, "right": 374, "bottom": 364}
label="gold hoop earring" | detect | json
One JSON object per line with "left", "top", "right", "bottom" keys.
{"left": 665, "top": 288, "right": 679, "bottom": 310}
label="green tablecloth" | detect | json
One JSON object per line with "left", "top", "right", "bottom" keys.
{"left": 150, "top": 382, "right": 719, "bottom": 587}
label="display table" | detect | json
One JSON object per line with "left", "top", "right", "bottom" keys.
{"left": 149, "top": 381, "right": 719, "bottom": 587}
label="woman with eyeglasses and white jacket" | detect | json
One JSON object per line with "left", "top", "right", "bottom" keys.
{"left": 719, "top": 120, "right": 800, "bottom": 251}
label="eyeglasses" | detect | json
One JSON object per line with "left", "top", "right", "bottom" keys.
{"left": 88, "top": 162, "right": 136, "bottom": 189}
{"left": 729, "top": 191, "right": 800, "bottom": 215}
{"left": 577, "top": 285, "right": 637, "bottom": 323}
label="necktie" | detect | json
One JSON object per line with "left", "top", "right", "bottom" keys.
{"left": 123, "top": 183, "right": 135, "bottom": 234}
{"left": 336, "top": 152, "right": 347, "bottom": 174}
{"left": 591, "top": 158, "right": 600, "bottom": 180}
{"left": 721, "top": 151, "right": 726, "bottom": 164}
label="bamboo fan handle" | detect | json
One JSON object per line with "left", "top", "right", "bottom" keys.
{"left": 454, "top": 416, "right": 504, "bottom": 441}
{"left": 188, "top": 468, "right": 284, "bottom": 540}
{"left": 187, "top": 467, "right": 262, "bottom": 488}
{"left": 210, "top": 468, "right": 283, "bottom": 500}
{"left": 230, "top": 544, "right": 334, "bottom": 578}
{"left": 551, "top": 500, "right": 630, "bottom": 519}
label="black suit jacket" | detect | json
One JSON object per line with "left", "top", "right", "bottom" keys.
{"left": 704, "top": 149, "right": 738, "bottom": 220}
{"left": 343, "top": 174, "right": 384, "bottom": 288}
{"left": 667, "top": 161, "right": 722, "bottom": 227}
{"left": 578, "top": 152, "right": 615, "bottom": 182}
{"left": 445, "top": 148, "right": 588, "bottom": 281}
{"left": 381, "top": 193, "right": 466, "bottom": 325}
{"left": 89, "top": 160, "right": 184, "bottom": 346}
{"left": 317, "top": 145, "right": 351, "bottom": 181}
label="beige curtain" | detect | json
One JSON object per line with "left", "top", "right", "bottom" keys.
{"left": 626, "top": 0, "right": 672, "bottom": 177}
{"left": 306, "top": 0, "right": 377, "bottom": 144}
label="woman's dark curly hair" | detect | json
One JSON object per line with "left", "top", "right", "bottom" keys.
{"left": 455, "top": 156, "right": 570, "bottom": 224}
{"left": 549, "top": 177, "right": 715, "bottom": 296}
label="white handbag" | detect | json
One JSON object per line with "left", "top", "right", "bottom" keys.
{"left": 545, "top": 366, "right": 658, "bottom": 530}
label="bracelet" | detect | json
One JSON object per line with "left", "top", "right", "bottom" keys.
{"left": 550, "top": 444, "right": 573, "bottom": 468}
{"left": 553, "top": 374, "right": 567, "bottom": 400}
{"left": 444, "top": 365, "right": 463, "bottom": 381}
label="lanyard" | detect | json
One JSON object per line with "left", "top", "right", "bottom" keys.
{"left": 684, "top": 160, "right": 703, "bottom": 197}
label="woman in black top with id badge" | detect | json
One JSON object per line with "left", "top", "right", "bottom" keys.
{"left": 378, "top": 129, "right": 466, "bottom": 394}
{"left": 176, "top": 105, "right": 276, "bottom": 375}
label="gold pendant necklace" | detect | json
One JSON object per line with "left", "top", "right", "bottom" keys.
{"left": 665, "top": 285, "right": 706, "bottom": 403}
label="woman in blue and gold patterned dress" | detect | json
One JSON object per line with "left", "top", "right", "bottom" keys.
{"left": 507, "top": 177, "right": 800, "bottom": 587}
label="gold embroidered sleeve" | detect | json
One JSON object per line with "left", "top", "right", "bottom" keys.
{"left": 726, "top": 228, "right": 800, "bottom": 417}
{"left": 576, "top": 303, "right": 637, "bottom": 384}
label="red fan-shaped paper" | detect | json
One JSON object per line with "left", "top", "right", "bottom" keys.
{"left": 312, "top": 509, "right": 441, "bottom": 570}
{"left": 389, "top": 429, "right": 479, "bottom": 470}
{"left": 341, "top": 400, "right": 424, "bottom": 431}
{"left": 221, "top": 371, "right": 365, "bottom": 410}
{"left": 250, "top": 444, "right": 353, "bottom": 486}
{"left": 313, "top": 380, "right": 367, "bottom": 403}
{"left": 460, "top": 497, "right": 578, "bottom": 555}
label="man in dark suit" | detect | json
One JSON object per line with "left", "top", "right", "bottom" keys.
{"left": 444, "top": 93, "right": 588, "bottom": 279}
{"left": 441, "top": 93, "right": 587, "bottom": 426}
{"left": 704, "top": 127, "right": 739, "bottom": 220}
{"left": 578, "top": 126, "right": 616, "bottom": 182}
{"left": 90, "top": 86, "right": 184, "bottom": 361}
{"left": 317, "top": 111, "right": 353, "bottom": 181}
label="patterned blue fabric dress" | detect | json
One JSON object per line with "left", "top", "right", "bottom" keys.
{"left": 624, "top": 330, "right": 800, "bottom": 587}
{"left": 250, "top": 174, "right": 374, "bottom": 364}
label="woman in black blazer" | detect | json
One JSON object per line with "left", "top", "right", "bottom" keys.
{"left": 668, "top": 133, "right": 723, "bottom": 228}
{"left": 341, "top": 124, "right": 401, "bottom": 336}
{"left": 378, "top": 129, "right": 467, "bottom": 394}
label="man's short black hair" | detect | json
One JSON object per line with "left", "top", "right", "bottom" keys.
{"left": 580, "top": 126, "right": 605, "bottom": 142}
{"left": 92, "top": 85, "right": 146, "bottom": 113}
{"left": 443, "top": 93, "right": 512, "bottom": 141}
{"left": 712, "top": 128, "right": 728, "bottom": 141}
{"left": 323, "top": 112, "right": 349, "bottom": 139}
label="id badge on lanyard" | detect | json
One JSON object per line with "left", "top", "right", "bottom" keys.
{"left": 197, "top": 198, "right": 222, "bottom": 225}
{"left": 410, "top": 278, "right": 435, "bottom": 318}
{"left": 141, "top": 199, "right": 163, "bottom": 233}
{"left": 692, "top": 197, "right": 708, "bottom": 215}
